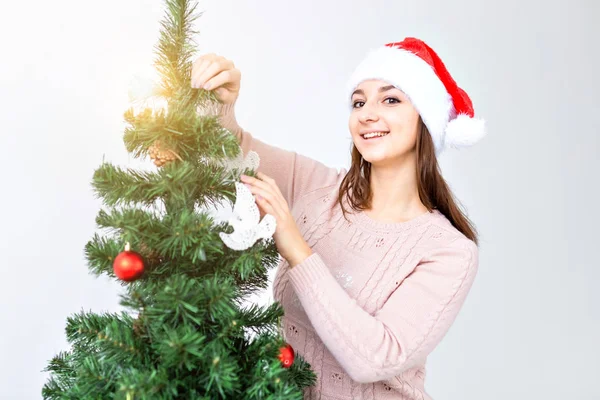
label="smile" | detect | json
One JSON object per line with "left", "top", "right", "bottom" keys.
{"left": 361, "top": 131, "right": 389, "bottom": 140}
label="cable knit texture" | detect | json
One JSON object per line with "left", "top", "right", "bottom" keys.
{"left": 225, "top": 107, "right": 479, "bottom": 400}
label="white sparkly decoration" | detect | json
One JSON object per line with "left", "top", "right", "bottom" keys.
{"left": 291, "top": 293, "right": 303, "bottom": 310}
{"left": 217, "top": 145, "right": 260, "bottom": 175}
{"left": 219, "top": 182, "right": 277, "bottom": 251}
{"left": 334, "top": 270, "right": 354, "bottom": 289}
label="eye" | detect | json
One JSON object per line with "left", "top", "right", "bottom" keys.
{"left": 352, "top": 100, "right": 364, "bottom": 108}
{"left": 352, "top": 97, "right": 400, "bottom": 109}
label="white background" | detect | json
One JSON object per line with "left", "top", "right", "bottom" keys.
{"left": 1, "top": 0, "right": 598, "bottom": 399}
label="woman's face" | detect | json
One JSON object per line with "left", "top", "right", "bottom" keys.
{"left": 348, "top": 79, "right": 420, "bottom": 167}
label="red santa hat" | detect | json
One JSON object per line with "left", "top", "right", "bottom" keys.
{"left": 346, "top": 37, "right": 486, "bottom": 155}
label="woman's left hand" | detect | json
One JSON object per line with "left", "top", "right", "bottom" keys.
{"left": 240, "top": 172, "right": 313, "bottom": 267}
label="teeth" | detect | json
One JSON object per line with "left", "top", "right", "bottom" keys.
{"left": 363, "top": 132, "right": 388, "bottom": 139}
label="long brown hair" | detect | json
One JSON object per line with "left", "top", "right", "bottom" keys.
{"left": 337, "top": 116, "right": 479, "bottom": 245}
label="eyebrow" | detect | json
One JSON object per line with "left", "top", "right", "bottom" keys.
{"left": 351, "top": 85, "right": 397, "bottom": 98}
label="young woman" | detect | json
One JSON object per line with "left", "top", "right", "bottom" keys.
{"left": 190, "top": 37, "right": 486, "bottom": 400}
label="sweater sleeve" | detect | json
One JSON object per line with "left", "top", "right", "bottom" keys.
{"left": 285, "top": 237, "right": 479, "bottom": 384}
{"left": 218, "top": 104, "right": 343, "bottom": 209}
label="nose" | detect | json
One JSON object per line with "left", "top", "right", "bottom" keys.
{"left": 359, "top": 114, "right": 376, "bottom": 123}
{"left": 358, "top": 105, "right": 378, "bottom": 123}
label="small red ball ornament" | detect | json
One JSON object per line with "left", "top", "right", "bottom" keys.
{"left": 278, "top": 343, "right": 295, "bottom": 368}
{"left": 113, "top": 242, "right": 145, "bottom": 282}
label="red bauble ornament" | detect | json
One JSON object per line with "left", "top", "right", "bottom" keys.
{"left": 278, "top": 343, "right": 295, "bottom": 368}
{"left": 113, "top": 242, "right": 145, "bottom": 282}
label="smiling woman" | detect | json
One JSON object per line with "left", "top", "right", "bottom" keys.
{"left": 192, "top": 36, "right": 486, "bottom": 400}
{"left": 340, "top": 38, "right": 486, "bottom": 238}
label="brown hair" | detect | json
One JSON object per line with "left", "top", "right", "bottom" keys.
{"left": 337, "top": 116, "right": 479, "bottom": 245}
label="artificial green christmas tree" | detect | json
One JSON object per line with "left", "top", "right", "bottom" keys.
{"left": 41, "top": 1, "right": 316, "bottom": 398}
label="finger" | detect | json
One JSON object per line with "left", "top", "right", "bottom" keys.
{"left": 254, "top": 172, "right": 287, "bottom": 210}
{"left": 246, "top": 184, "right": 287, "bottom": 218}
{"left": 195, "top": 58, "right": 234, "bottom": 89}
{"left": 255, "top": 196, "right": 277, "bottom": 221}
{"left": 191, "top": 54, "right": 230, "bottom": 87}
{"left": 191, "top": 54, "right": 217, "bottom": 87}
{"left": 241, "top": 175, "right": 277, "bottom": 197}
{"left": 191, "top": 60, "right": 211, "bottom": 88}
{"left": 255, "top": 171, "right": 276, "bottom": 185}
{"left": 192, "top": 53, "right": 217, "bottom": 68}
{"left": 255, "top": 172, "right": 281, "bottom": 194}
{"left": 203, "top": 68, "right": 240, "bottom": 92}
{"left": 241, "top": 174, "right": 284, "bottom": 204}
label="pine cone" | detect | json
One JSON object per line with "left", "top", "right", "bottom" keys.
{"left": 138, "top": 241, "right": 161, "bottom": 264}
{"left": 132, "top": 316, "right": 145, "bottom": 336}
{"left": 148, "top": 139, "right": 183, "bottom": 167}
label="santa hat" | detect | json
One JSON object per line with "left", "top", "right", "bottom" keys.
{"left": 346, "top": 37, "right": 486, "bottom": 155}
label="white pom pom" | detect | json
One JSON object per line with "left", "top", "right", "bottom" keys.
{"left": 444, "top": 114, "right": 486, "bottom": 150}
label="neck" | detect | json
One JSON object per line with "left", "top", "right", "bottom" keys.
{"left": 367, "top": 155, "right": 428, "bottom": 221}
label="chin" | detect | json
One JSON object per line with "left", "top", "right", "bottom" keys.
{"left": 358, "top": 151, "right": 388, "bottom": 165}
{"left": 361, "top": 148, "right": 413, "bottom": 167}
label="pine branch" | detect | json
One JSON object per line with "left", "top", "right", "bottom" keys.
{"left": 92, "top": 160, "right": 235, "bottom": 208}
{"left": 122, "top": 107, "right": 241, "bottom": 164}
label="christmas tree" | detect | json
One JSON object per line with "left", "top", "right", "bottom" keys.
{"left": 41, "top": 1, "right": 316, "bottom": 398}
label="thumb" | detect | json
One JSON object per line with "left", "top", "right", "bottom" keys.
{"left": 215, "top": 87, "right": 231, "bottom": 104}
{"left": 256, "top": 200, "right": 266, "bottom": 219}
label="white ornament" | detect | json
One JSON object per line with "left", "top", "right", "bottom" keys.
{"left": 218, "top": 146, "right": 260, "bottom": 175}
{"left": 219, "top": 182, "right": 276, "bottom": 251}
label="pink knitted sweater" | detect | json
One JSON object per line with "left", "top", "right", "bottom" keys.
{"left": 231, "top": 117, "right": 479, "bottom": 399}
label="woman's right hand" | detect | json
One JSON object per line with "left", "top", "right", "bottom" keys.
{"left": 191, "top": 53, "right": 241, "bottom": 106}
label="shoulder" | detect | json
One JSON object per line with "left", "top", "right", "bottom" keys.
{"left": 291, "top": 167, "right": 348, "bottom": 211}
{"left": 416, "top": 211, "right": 479, "bottom": 272}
